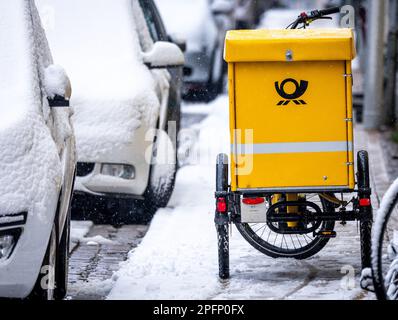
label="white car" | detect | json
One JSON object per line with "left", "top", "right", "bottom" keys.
{"left": 155, "top": 0, "right": 224, "bottom": 101}
{"left": 36, "top": 0, "right": 184, "bottom": 223}
{"left": 0, "top": 0, "right": 76, "bottom": 299}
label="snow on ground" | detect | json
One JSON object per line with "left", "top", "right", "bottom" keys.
{"left": 70, "top": 220, "right": 93, "bottom": 242}
{"left": 108, "top": 95, "right": 371, "bottom": 300}
{"left": 70, "top": 220, "right": 93, "bottom": 252}
{"left": 70, "top": 221, "right": 117, "bottom": 248}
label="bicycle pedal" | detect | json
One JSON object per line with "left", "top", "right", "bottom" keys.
{"left": 316, "top": 230, "right": 337, "bottom": 238}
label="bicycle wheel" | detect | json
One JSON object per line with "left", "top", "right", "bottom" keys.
{"left": 372, "top": 179, "right": 398, "bottom": 300}
{"left": 215, "top": 153, "right": 230, "bottom": 279}
{"left": 216, "top": 224, "right": 230, "bottom": 279}
{"left": 235, "top": 194, "right": 335, "bottom": 259}
{"left": 357, "top": 150, "right": 373, "bottom": 270}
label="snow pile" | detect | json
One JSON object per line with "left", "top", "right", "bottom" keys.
{"left": 0, "top": 0, "right": 61, "bottom": 219}
{"left": 84, "top": 235, "right": 118, "bottom": 246}
{"left": 36, "top": 0, "right": 159, "bottom": 162}
{"left": 70, "top": 221, "right": 93, "bottom": 242}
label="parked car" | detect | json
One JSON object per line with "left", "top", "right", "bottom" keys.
{"left": 36, "top": 0, "right": 184, "bottom": 224}
{"left": 155, "top": 0, "right": 225, "bottom": 101}
{"left": 212, "top": 0, "right": 277, "bottom": 29}
{"left": 0, "top": 0, "right": 76, "bottom": 300}
{"left": 234, "top": 0, "right": 275, "bottom": 28}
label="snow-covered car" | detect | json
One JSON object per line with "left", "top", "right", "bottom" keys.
{"left": 155, "top": 0, "right": 225, "bottom": 101}
{"left": 0, "top": 0, "right": 76, "bottom": 300}
{"left": 233, "top": 0, "right": 272, "bottom": 28}
{"left": 211, "top": 0, "right": 275, "bottom": 29}
{"left": 36, "top": 0, "right": 184, "bottom": 223}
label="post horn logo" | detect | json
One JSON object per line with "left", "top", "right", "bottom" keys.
{"left": 275, "top": 78, "right": 308, "bottom": 106}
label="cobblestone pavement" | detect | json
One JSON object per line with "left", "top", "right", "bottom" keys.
{"left": 67, "top": 224, "right": 148, "bottom": 300}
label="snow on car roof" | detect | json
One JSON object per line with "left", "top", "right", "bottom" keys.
{"left": 0, "top": 0, "right": 36, "bottom": 130}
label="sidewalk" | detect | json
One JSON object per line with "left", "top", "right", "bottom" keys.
{"left": 355, "top": 125, "right": 392, "bottom": 207}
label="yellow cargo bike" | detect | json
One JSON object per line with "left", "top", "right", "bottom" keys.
{"left": 214, "top": 8, "right": 373, "bottom": 281}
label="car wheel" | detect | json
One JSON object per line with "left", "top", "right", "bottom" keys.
{"left": 141, "top": 122, "right": 178, "bottom": 223}
{"left": 29, "top": 224, "right": 57, "bottom": 300}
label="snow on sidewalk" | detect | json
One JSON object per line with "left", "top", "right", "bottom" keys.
{"left": 108, "top": 95, "right": 372, "bottom": 300}
{"left": 108, "top": 96, "right": 230, "bottom": 299}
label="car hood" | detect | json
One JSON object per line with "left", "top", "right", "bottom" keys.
{"left": 72, "top": 90, "right": 160, "bottom": 163}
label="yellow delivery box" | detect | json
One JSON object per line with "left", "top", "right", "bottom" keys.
{"left": 225, "top": 28, "right": 356, "bottom": 192}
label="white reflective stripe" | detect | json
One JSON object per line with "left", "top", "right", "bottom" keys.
{"left": 232, "top": 141, "right": 353, "bottom": 155}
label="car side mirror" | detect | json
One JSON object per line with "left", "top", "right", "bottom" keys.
{"left": 44, "top": 65, "right": 72, "bottom": 107}
{"left": 142, "top": 41, "right": 185, "bottom": 69}
{"left": 211, "top": 0, "right": 235, "bottom": 15}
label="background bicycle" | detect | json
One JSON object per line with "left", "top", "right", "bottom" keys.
{"left": 372, "top": 178, "right": 398, "bottom": 300}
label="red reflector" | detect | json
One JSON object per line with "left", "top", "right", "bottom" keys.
{"left": 359, "top": 198, "right": 371, "bottom": 207}
{"left": 242, "top": 197, "right": 265, "bottom": 205}
{"left": 217, "top": 198, "right": 227, "bottom": 213}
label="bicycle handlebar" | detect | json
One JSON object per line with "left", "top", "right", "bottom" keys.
{"left": 319, "top": 7, "right": 341, "bottom": 16}
{"left": 288, "top": 6, "right": 341, "bottom": 29}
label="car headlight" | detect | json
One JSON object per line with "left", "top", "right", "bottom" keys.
{"left": 101, "top": 164, "right": 135, "bottom": 180}
{"left": 0, "top": 229, "right": 21, "bottom": 261}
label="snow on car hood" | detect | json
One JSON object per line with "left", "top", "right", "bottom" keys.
{"left": 72, "top": 87, "right": 159, "bottom": 162}
{"left": 36, "top": 0, "right": 160, "bottom": 162}
{"left": 0, "top": 0, "right": 61, "bottom": 218}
